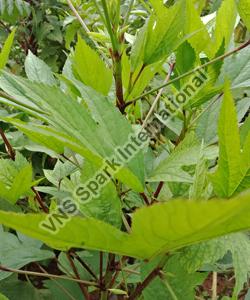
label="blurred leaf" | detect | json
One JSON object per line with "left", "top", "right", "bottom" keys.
{"left": 237, "top": 0, "right": 250, "bottom": 31}
{"left": 25, "top": 51, "right": 56, "bottom": 86}
{"left": 0, "top": 152, "right": 33, "bottom": 204}
{"left": 0, "top": 229, "right": 53, "bottom": 280}
{"left": 0, "top": 29, "right": 15, "bottom": 70}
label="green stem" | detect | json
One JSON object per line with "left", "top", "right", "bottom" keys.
{"left": 100, "top": 0, "right": 119, "bottom": 51}
{"left": 0, "top": 265, "right": 99, "bottom": 287}
{"left": 113, "top": 51, "right": 126, "bottom": 111}
{"left": 128, "top": 255, "right": 169, "bottom": 300}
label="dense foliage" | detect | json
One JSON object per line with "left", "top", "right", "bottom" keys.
{"left": 0, "top": 0, "right": 250, "bottom": 299}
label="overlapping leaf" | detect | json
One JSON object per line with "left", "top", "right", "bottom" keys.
{"left": 0, "top": 71, "right": 145, "bottom": 192}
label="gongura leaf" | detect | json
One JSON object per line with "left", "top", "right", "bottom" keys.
{"left": 0, "top": 153, "right": 33, "bottom": 204}
{"left": 0, "top": 229, "right": 54, "bottom": 280}
{"left": 210, "top": 82, "right": 250, "bottom": 197}
{"left": 148, "top": 132, "right": 217, "bottom": 183}
{"left": 131, "top": 0, "right": 191, "bottom": 68}
{"left": 180, "top": 232, "right": 250, "bottom": 298}
{"left": 72, "top": 36, "right": 112, "bottom": 95}
{"left": 0, "top": 72, "right": 145, "bottom": 192}
{"left": 0, "top": 192, "right": 250, "bottom": 259}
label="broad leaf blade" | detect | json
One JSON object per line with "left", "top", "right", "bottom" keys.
{"left": 0, "top": 192, "right": 250, "bottom": 259}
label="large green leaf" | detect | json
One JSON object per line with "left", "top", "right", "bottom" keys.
{"left": 0, "top": 192, "right": 250, "bottom": 259}
{"left": 210, "top": 82, "right": 250, "bottom": 197}
{"left": 0, "top": 72, "right": 145, "bottom": 192}
{"left": 72, "top": 36, "right": 112, "bottom": 95}
{"left": 184, "top": 0, "right": 211, "bottom": 57}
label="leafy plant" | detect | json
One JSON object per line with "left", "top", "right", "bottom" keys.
{"left": 0, "top": 0, "right": 249, "bottom": 299}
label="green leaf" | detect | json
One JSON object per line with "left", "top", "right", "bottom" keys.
{"left": 189, "top": 144, "right": 210, "bottom": 199}
{"left": 0, "top": 72, "right": 145, "bottom": 192}
{"left": 207, "top": 0, "right": 237, "bottom": 57}
{"left": 0, "top": 152, "right": 33, "bottom": 204}
{"left": 164, "top": 254, "right": 206, "bottom": 300}
{"left": 108, "top": 289, "right": 127, "bottom": 296}
{"left": 72, "top": 36, "right": 112, "bottom": 95}
{"left": 0, "top": 29, "right": 16, "bottom": 70}
{"left": 180, "top": 233, "right": 250, "bottom": 297}
{"left": 0, "top": 0, "right": 30, "bottom": 23}
{"left": 24, "top": 50, "right": 56, "bottom": 86}
{"left": 0, "top": 229, "right": 53, "bottom": 280}
{"left": 0, "top": 292, "right": 9, "bottom": 300}
{"left": 210, "top": 82, "right": 250, "bottom": 197}
{"left": 44, "top": 278, "right": 83, "bottom": 300}
{"left": 78, "top": 160, "right": 122, "bottom": 228}
{"left": 237, "top": 0, "right": 250, "bottom": 31}
{"left": 218, "top": 45, "right": 250, "bottom": 90}
{"left": 149, "top": 132, "right": 217, "bottom": 183}
{"left": 131, "top": 1, "right": 187, "bottom": 67}
{"left": 240, "top": 116, "right": 250, "bottom": 146}
{"left": 184, "top": 0, "right": 211, "bottom": 57}
{"left": 1, "top": 192, "right": 250, "bottom": 259}
{"left": 0, "top": 275, "right": 49, "bottom": 300}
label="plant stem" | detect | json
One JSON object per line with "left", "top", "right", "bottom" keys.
{"left": 66, "top": 0, "right": 90, "bottom": 33}
{"left": 127, "top": 39, "right": 250, "bottom": 105}
{"left": 101, "top": 0, "right": 119, "bottom": 51}
{"left": 154, "top": 181, "right": 164, "bottom": 199}
{"left": 113, "top": 50, "right": 126, "bottom": 112}
{"left": 37, "top": 264, "right": 77, "bottom": 300}
{"left": 0, "top": 265, "right": 99, "bottom": 286}
{"left": 100, "top": 0, "right": 126, "bottom": 112}
{"left": 0, "top": 126, "right": 49, "bottom": 212}
{"left": 141, "top": 62, "right": 175, "bottom": 128}
{"left": 71, "top": 250, "right": 98, "bottom": 280}
{"left": 66, "top": 253, "right": 90, "bottom": 300}
{"left": 99, "top": 251, "right": 104, "bottom": 286}
{"left": 31, "top": 187, "right": 49, "bottom": 213}
{"left": 211, "top": 272, "right": 217, "bottom": 300}
{"left": 0, "top": 128, "right": 16, "bottom": 160}
{"left": 140, "top": 192, "right": 150, "bottom": 206}
{"left": 129, "top": 255, "right": 169, "bottom": 300}
{"left": 164, "top": 276, "right": 178, "bottom": 300}
{"left": 100, "top": 253, "right": 116, "bottom": 299}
